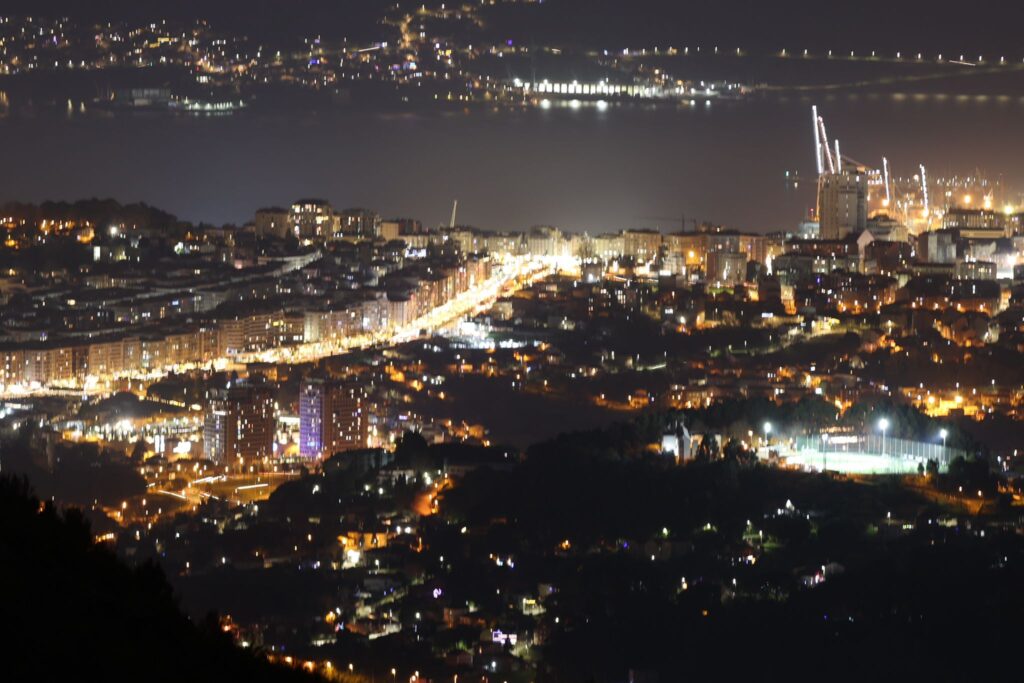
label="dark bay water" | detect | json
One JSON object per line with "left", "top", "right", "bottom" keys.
{"left": 1, "top": 87, "right": 1023, "bottom": 233}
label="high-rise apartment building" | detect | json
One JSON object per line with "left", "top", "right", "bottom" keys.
{"left": 204, "top": 381, "right": 276, "bottom": 465}
{"left": 299, "top": 377, "right": 368, "bottom": 460}
{"left": 340, "top": 208, "right": 382, "bottom": 239}
{"left": 817, "top": 169, "right": 867, "bottom": 240}
{"left": 254, "top": 207, "right": 291, "bottom": 239}
{"left": 291, "top": 199, "right": 340, "bottom": 241}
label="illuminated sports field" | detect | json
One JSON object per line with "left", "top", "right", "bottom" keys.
{"left": 767, "top": 434, "right": 960, "bottom": 475}
{"left": 776, "top": 449, "right": 936, "bottom": 475}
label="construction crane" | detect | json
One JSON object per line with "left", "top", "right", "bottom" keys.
{"left": 883, "top": 157, "right": 891, "bottom": 205}
{"left": 812, "top": 107, "right": 885, "bottom": 183}
{"left": 919, "top": 165, "right": 929, "bottom": 217}
{"left": 818, "top": 115, "right": 835, "bottom": 174}
{"left": 812, "top": 107, "right": 866, "bottom": 175}
{"left": 812, "top": 105, "right": 823, "bottom": 175}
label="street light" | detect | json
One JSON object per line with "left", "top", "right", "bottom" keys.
{"left": 878, "top": 418, "right": 890, "bottom": 455}
{"left": 940, "top": 428, "right": 948, "bottom": 450}
{"left": 763, "top": 422, "right": 772, "bottom": 450}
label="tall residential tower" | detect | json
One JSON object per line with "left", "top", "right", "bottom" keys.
{"left": 299, "top": 376, "right": 368, "bottom": 460}
{"left": 204, "top": 381, "right": 276, "bottom": 466}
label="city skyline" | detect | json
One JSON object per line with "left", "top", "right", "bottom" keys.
{"left": 3, "top": 2, "right": 1024, "bottom": 682}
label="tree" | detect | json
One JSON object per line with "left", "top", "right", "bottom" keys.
{"left": 723, "top": 438, "right": 756, "bottom": 467}
{"left": 131, "top": 437, "right": 148, "bottom": 463}
{"left": 694, "top": 435, "right": 720, "bottom": 462}
{"left": 0, "top": 475, "right": 310, "bottom": 682}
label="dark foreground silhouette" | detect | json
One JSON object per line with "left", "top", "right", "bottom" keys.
{"left": 0, "top": 475, "right": 311, "bottom": 682}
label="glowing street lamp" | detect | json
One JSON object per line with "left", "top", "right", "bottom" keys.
{"left": 763, "top": 422, "right": 772, "bottom": 449}
{"left": 940, "top": 428, "right": 948, "bottom": 450}
{"left": 878, "top": 418, "right": 890, "bottom": 455}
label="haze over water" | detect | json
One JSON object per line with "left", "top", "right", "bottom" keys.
{"left": 2, "top": 85, "right": 1023, "bottom": 233}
